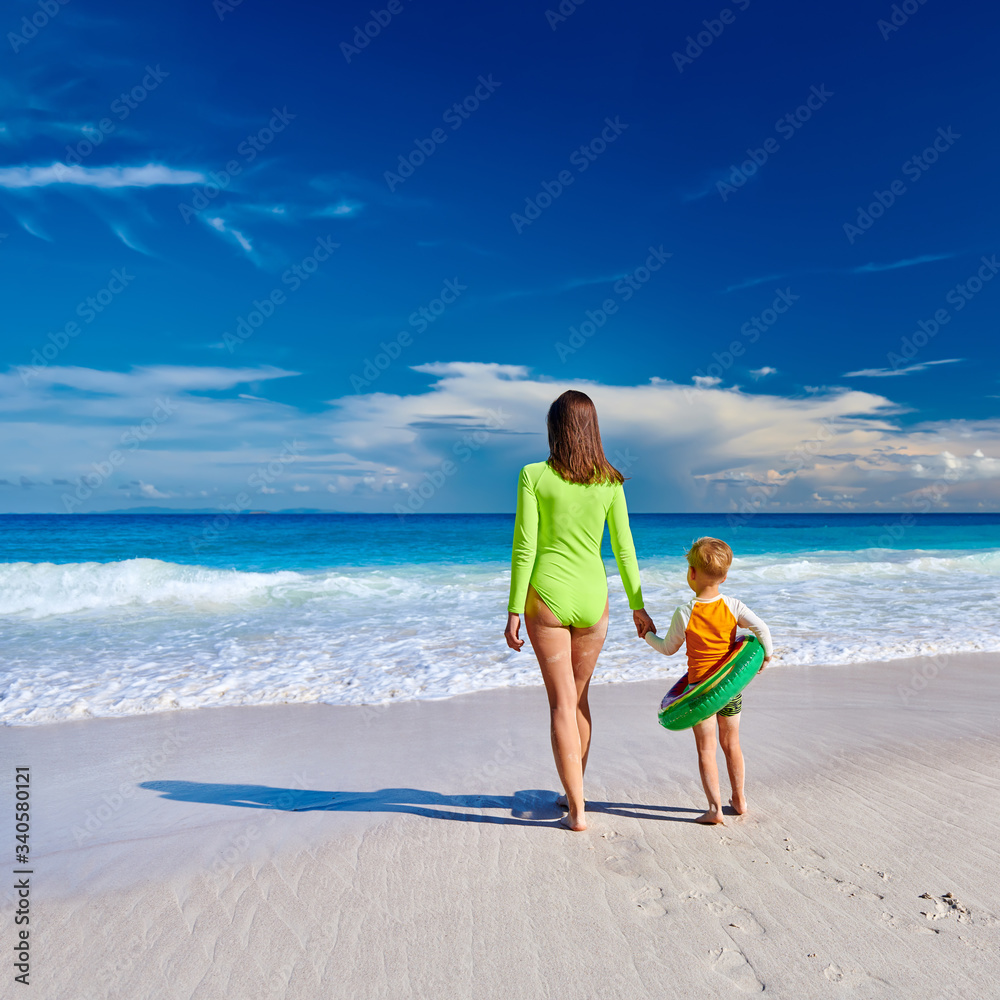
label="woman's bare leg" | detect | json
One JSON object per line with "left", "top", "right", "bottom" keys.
{"left": 570, "top": 599, "right": 609, "bottom": 780}
{"left": 524, "top": 588, "right": 606, "bottom": 831}
{"left": 692, "top": 715, "right": 725, "bottom": 824}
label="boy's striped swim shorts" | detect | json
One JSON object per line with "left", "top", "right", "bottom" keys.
{"left": 717, "top": 692, "right": 742, "bottom": 717}
{"left": 682, "top": 685, "right": 742, "bottom": 717}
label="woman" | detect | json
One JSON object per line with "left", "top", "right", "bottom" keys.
{"left": 504, "top": 390, "right": 654, "bottom": 831}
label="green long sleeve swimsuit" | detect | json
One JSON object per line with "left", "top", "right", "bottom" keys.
{"left": 508, "top": 461, "right": 644, "bottom": 627}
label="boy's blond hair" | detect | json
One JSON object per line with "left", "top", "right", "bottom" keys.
{"left": 686, "top": 536, "right": 733, "bottom": 579}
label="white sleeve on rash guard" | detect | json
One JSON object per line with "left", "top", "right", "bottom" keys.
{"left": 644, "top": 605, "right": 688, "bottom": 656}
{"left": 724, "top": 596, "right": 773, "bottom": 657}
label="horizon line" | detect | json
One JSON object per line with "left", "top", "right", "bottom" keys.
{"left": 1, "top": 509, "right": 998, "bottom": 517}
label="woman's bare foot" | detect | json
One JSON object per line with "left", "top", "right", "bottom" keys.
{"left": 695, "top": 806, "right": 725, "bottom": 825}
{"left": 729, "top": 793, "right": 747, "bottom": 815}
{"left": 556, "top": 794, "right": 589, "bottom": 809}
{"left": 559, "top": 812, "right": 587, "bottom": 831}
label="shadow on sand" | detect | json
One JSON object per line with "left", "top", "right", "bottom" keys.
{"left": 140, "top": 781, "right": 705, "bottom": 827}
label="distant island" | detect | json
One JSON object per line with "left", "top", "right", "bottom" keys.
{"left": 90, "top": 507, "right": 337, "bottom": 515}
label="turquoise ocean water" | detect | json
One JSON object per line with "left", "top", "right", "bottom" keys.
{"left": 1, "top": 513, "right": 997, "bottom": 725}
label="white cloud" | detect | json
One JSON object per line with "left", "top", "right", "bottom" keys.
{"left": 692, "top": 375, "right": 722, "bottom": 388}
{"left": 725, "top": 252, "right": 954, "bottom": 293}
{"left": 749, "top": 367, "right": 777, "bottom": 379}
{"left": 112, "top": 225, "right": 153, "bottom": 255}
{"left": 723, "top": 273, "right": 788, "bottom": 293}
{"left": 321, "top": 362, "right": 1000, "bottom": 511}
{"left": 1, "top": 361, "right": 998, "bottom": 512}
{"left": 313, "top": 200, "right": 363, "bottom": 217}
{"left": 16, "top": 216, "right": 52, "bottom": 241}
{"left": 0, "top": 163, "right": 205, "bottom": 188}
{"left": 843, "top": 358, "right": 963, "bottom": 378}
{"left": 2, "top": 364, "right": 298, "bottom": 398}
{"left": 906, "top": 447, "right": 1000, "bottom": 482}
{"left": 205, "top": 216, "right": 255, "bottom": 257}
{"left": 851, "top": 253, "right": 954, "bottom": 273}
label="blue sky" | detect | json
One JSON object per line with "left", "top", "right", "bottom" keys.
{"left": 2, "top": 0, "right": 999, "bottom": 513}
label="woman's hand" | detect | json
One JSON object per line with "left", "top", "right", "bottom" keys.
{"left": 633, "top": 608, "right": 655, "bottom": 638}
{"left": 504, "top": 612, "right": 525, "bottom": 651}
{"left": 759, "top": 656, "right": 772, "bottom": 673}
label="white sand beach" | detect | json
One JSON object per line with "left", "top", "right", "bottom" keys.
{"left": 5, "top": 653, "right": 999, "bottom": 999}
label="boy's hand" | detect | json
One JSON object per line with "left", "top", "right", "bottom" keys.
{"left": 759, "top": 656, "right": 771, "bottom": 673}
{"left": 633, "top": 608, "right": 655, "bottom": 638}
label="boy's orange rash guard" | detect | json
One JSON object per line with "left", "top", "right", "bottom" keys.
{"left": 645, "top": 594, "right": 773, "bottom": 684}
{"left": 508, "top": 461, "right": 644, "bottom": 628}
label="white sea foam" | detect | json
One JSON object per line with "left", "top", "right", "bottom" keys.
{"left": 1, "top": 550, "right": 998, "bottom": 725}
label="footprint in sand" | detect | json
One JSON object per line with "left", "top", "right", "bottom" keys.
{"left": 632, "top": 884, "right": 667, "bottom": 917}
{"left": 725, "top": 910, "right": 765, "bottom": 936}
{"left": 790, "top": 864, "right": 884, "bottom": 902}
{"left": 710, "top": 947, "right": 764, "bottom": 992}
{"left": 881, "top": 910, "right": 939, "bottom": 935}
{"left": 603, "top": 853, "right": 640, "bottom": 878}
{"left": 676, "top": 866, "right": 765, "bottom": 936}
{"left": 601, "top": 833, "right": 669, "bottom": 918}
{"left": 675, "top": 865, "right": 723, "bottom": 899}
{"left": 822, "top": 962, "right": 886, "bottom": 987}
{"left": 781, "top": 836, "right": 826, "bottom": 861}
{"left": 602, "top": 833, "right": 645, "bottom": 878}
{"left": 859, "top": 862, "right": 891, "bottom": 881}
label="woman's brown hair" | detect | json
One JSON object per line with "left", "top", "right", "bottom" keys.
{"left": 546, "top": 390, "right": 624, "bottom": 485}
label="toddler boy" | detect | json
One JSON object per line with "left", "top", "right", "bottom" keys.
{"left": 643, "top": 537, "right": 772, "bottom": 824}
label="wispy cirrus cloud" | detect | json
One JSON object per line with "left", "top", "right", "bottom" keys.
{"left": 850, "top": 252, "right": 955, "bottom": 273}
{"left": 313, "top": 200, "right": 363, "bottom": 218}
{"left": 203, "top": 215, "right": 261, "bottom": 264}
{"left": 843, "top": 358, "right": 964, "bottom": 378}
{"left": 112, "top": 225, "right": 153, "bottom": 255}
{"left": 0, "top": 118, "right": 108, "bottom": 143}
{"left": 724, "top": 252, "right": 956, "bottom": 293}
{"left": 14, "top": 215, "right": 52, "bottom": 241}
{"left": 415, "top": 238, "right": 496, "bottom": 257}
{"left": 309, "top": 170, "right": 431, "bottom": 210}
{"left": 205, "top": 216, "right": 252, "bottom": 251}
{"left": 723, "top": 273, "right": 789, "bottom": 293}
{"left": 0, "top": 163, "right": 204, "bottom": 189}
{"left": 475, "top": 273, "right": 630, "bottom": 305}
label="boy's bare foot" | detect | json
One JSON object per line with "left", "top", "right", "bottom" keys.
{"left": 559, "top": 812, "right": 587, "bottom": 831}
{"left": 729, "top": 794, "right": 747, "bottom": 815}
{"left": 695, "top": 806, "right": 725, "bottom": 825}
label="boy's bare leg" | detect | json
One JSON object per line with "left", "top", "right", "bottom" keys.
{"left": 718, "top": 713, "right": 747, "bottom": 814}
{"left": 692, "top": 716, "right": 725, "bottom": 824}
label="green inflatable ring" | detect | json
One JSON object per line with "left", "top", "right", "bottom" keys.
{"left": 658, "top": 635, "right": 764, "bottom": 731}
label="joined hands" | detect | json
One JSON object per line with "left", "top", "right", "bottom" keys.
{"left": 633, "top": 608, "right": 655, "bottom": 638}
